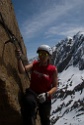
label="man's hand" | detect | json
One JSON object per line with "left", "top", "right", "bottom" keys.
{"left": 37, "top": 92, "right": 49, "bottom": 103}
{"left": 15, "top": 49, "right": 22, "bottom": 60}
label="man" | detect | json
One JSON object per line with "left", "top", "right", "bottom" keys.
{"left": 16, "top": 44, "right": 58, "bottom": 125}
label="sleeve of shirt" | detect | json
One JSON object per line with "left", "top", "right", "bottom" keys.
{"left": 52, "top": 65, "right": 57, "bottom": 72}
{"left": 32, "top": 60, "right": 38, "bottom": 65}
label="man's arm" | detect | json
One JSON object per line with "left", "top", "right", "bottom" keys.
{"left": 16, "top": 49, "right": 33, "bottom": 74}
{"left": 48, "top": 68, "right": 58, "bottom": 97}
{"left": 18, "top": 59, "right": 33, "bottom": 73}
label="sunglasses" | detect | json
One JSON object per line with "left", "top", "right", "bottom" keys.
{"left": 38, "top": 51, "right": 49, "bottom": 57}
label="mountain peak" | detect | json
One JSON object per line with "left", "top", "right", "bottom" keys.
{"left": 52, "top": 31, "right": 84, "bottom": 72}
{"left": 51, "top": 31, "right": 84, "bottom": 125}
{"left": 76, "top": 31, "right": 84, "bottom": 36}
{"left": 65, "top": 36, "right": 73, "bottom": 41}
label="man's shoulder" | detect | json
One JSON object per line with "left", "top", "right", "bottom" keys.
{"left": 33, "top": 60, "right": 39, "bottom": 67}
{"left": 48, "top": 64, "right": 56, "bottom": 71}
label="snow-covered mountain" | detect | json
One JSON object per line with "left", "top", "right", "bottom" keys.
{"left": 52, "top": 31, "right": 84, "bottom": 72}
{"left": 50, "top": 31, "right": 84, "bottom": 125}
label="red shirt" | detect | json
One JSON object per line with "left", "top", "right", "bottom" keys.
{"left": 30, "top": 60, "right": 56, "bottom": 94}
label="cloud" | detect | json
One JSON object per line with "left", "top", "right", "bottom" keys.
{"left": 20, "top": 0, "right": 84, "bottom": 40}
{"left": 59, "top": 27, "right": 84, "bottom": 36}
{"left": 45, "top": 23, "right": 84, "bottom": 38}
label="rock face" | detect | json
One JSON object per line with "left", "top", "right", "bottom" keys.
{"left": 52, "top": 31, "right": 84, "bottom": 72}
{"left": 0, "top": 0, "right": 30, "bottom": 125}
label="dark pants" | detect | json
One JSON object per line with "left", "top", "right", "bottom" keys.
{"left": 39, "top": 101, "right": 51, "bottom": 125}
{"left": 21, "top": 89, "right": 37, "bottom": 125}
{"left": 21, "top": 89, "right": 51, "bottom": 125}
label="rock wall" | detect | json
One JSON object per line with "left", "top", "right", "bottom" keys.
{"left": 0, "top": 0, "right": 30, "bottom": 124}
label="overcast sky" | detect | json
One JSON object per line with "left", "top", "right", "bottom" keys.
{"left": 12, "top": 0, "right": 84, "bottom": 59}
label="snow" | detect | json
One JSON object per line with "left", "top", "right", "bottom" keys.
{"left": 50, "top": 31, "right": 84, "bottom": 125}
{"left": 58, "top": 66, "right": 84, "bottom": 90}
{"left": 50, "top": 66, "right": 84, "bottom": 125}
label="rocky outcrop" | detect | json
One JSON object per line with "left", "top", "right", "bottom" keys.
{"left": 52, "top": 32, "right": 84, "bottom": 73}
{"left": 0, "top": 0, "right": 30, "bottom": 125}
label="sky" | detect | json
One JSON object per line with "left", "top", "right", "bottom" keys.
{"left": 12, "top": 0, "right": 84, "bottom": 59}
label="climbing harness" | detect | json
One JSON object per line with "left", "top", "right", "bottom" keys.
{"left": 0, "top": 12, "right": 31, "bottom": 81}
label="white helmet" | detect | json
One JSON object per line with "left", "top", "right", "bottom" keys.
{"left": 37, "top": 45, "right": 52, "bottom": 55}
